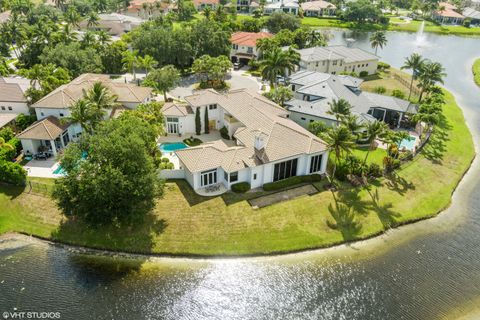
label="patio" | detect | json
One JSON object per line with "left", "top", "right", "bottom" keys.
{"left": 24, "top": 159, "right": 62, "bottom": 178}
{"left": 195, "top": 183, "right": 228, "bottom": 196}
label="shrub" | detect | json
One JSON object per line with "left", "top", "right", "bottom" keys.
{"left": 231, "top": 182, "right": 251, "bottom": 193}
{"left": 383, "top": 156, "right": 401, "bottom": 173}
{"left": 183, "top": 137, "right": 203, "bottom": 146}
{"left": 463, "top": 18, "right": 471, "bottom": 28}
{"left": 0, "top": 146, "right": 16, "bottom": 161}
{"left": 160, "top": 162, "right": 174, "bottom": 169}
{"left": 359, "top": 71, "right": 368, "bottom": 77}
{"left": 367, "top": 163, "right": 382, "bottom": 177}
{"left": 0, "top": 127, "right": 14, "bottom": 142}
{"left": 220, "top": 126, "right": 230, "bottom": 140}
{"left": 374, "top": 86, "right": 386, "bottom": 94}
{"left": 161, "top": 157, "right": 170, "bottom": 163}
{"left": 263, "top": 174, "right": 321, "bottom": 191}
{"left": 0, "top": 160, "right": 27, "bottom": 185}
{"left": 377, "top": 62, "right": 390, "bottom": 70}
{"left": 391, "top": 89, "right": 405, "bottom": 99}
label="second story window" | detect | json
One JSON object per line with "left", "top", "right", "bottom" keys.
{"left": 209, "top": 104, "right": 217, "bottom": 110}
{"left": 247, "top": 47, "right": 253, "bottom": 54}
{"left": 232, "top": 44, "right": 238, "bottom": 50}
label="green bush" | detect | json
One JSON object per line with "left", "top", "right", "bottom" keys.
{"left": 263, "top": 174, "right": 322, "bottom": 191}
{"left": 463, "top": 18, "right": 471, "bottom": 28}
{"left": 374, "top": 86, "right": 386, "bottom": 94}
{"left": 0, "top": 127, "right": 14, "bottom": 141}
{"left": 359, "top": 71, "right": 368, "bottom": 77}
{"left": 0, "top": 160, "right": 27, "bottom": 185}
{"left": 367, "top": 163, "right": 382, "bottom": 177}
{"left": 377, "top": 62, "right": 390, "bottom": 70}
{"left": 231, "top": 182, "right": 251, "bottom": 193}
{"left": 8, "top": 138, "right": 21, "bottom": 154}
{"left": 161, "top": 157, "right": 170, "bottom": 163}
{"left": 220, "top": 126, "right": 230, "bottom": 140}
{"left": 160, "top": 162, "right": 174, "bottom": 169}
{"left": 391, "top": 89, "right": 405, "bottom": 99}
{"left": 0, "top": 146, "right": 16, "bottom": 161}
{"left": 183, "top": 137, "right": 203, "bottom": 146}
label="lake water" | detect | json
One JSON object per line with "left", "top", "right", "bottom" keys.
{"left": 1, "top": 30, "right": 480, "bottom": 320}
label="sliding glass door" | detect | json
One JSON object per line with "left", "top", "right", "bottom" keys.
{"left": 200, "top": 169, "right": 217, "bottom": 187}
{"left": 273, "top": 158, "right": 298, "bottom": 182}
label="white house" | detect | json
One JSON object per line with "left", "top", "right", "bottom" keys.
{"left": 230, "top": 31, "right": 273, "bottom": 64}
{"left": 0, "top": 77, "right": 32, "bottom": 116}
{"left": 162, "top": 89, "right": 329, "bottom": 193}
{"left": 264, "top": 0, "right": 299, "bottom": 15}
{"left": 294, "top": 45, "right": 379, "bottom": 76}
{"left": 301, "top": 0, "right": 336, "bottom": 17}
{"left": 286, "top": 70, "right": 418, "bottom": 129}
{"left": 17, "top": 73, "right": 152, "bottom": 157}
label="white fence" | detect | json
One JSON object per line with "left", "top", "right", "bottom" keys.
{"left": 159, "top": 169, "right": 185, "bottom": 180}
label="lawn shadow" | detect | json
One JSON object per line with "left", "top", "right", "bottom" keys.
{"left": 336, "top": 188, "right": 371, "bottom": 216}
{"left": 383, "top": 172, "right": 415, "bottom": 195}
{"left": 327, "top": 201, "right": 362, "bottom": 241}
{"left": 365, "top": 187, "right": 401, "bottom": 229}
{"left": 421, "top": 115, "right": 452, "bottom": 164}
{"left": 172, "top": 179, "right": 214, "bottom": 206}
{"left": 0, "top": 183, "right": 25, "bottom": 200}
{"left": 51, "top": 212, "right": 168, "bottom": 255}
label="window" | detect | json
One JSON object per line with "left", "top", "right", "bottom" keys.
{"left": 230, "top": 171, "right": 238, "bottom": 183}
{"left": 316, "top": 62, "right": 319, "bottom": 67}
{"left": 310, "top": 119, "right": 314, "bottom": 123}
{"left": 301, "top": 117, "right": 306, "bottom": 121}
{"left": 332, "top": 60, "right": 337, "bottom": 66}
{"left": 224, "top": 171, "right": 228, "bottom": 181}
{"left": 247, "top": 47, "right": 253, "bottom": 54}
{"left": 41, "top": 112, "right": 44, "bottom": 116}
{"left": 201, "top": 169, "right": 217, "bottom": 187}
{"left": 209, "top": 104, "right": 217, "bottom": 110}
{"left": 1, "top": 106, "right": 5, "bottom": 110}
{"left": 253, "top": 173, "right": 257, "bottom": 180}
{"left": 291, "top": 85, "right": 295, "bottom": 91}
{"left": 232, "top": 44, "right": 238, "bottom": 50}
{"left": 166, "top": 117, "right": 179, "bottom": 122}
{"left": 309, "top": 154, "right": 323, "bottom": 173}
{"left": 322, "top": 61, "right": 326, "bottom": 66}
{"left": 273, "top": 158, "right": 298, "bottom": 182}
{"left": 59, "top": 113, "right": 64, "bottom": 117}
{"left": 366, "top": 63, "right": 369, "bottom": 66}
{"left": 8, "top": 106, "right": 12, "bottom": 111}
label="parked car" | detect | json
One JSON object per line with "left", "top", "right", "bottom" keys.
{"left": 233, "top": 62, "right": 243, "bottom": 70}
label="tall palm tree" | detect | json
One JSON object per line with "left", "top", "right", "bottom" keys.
{"left": 327, "top": 98, "right": 352, "bottom": 121}
{"left": 64, "top": 99, "right": 99, "bottom": 134}
{"left": 96, "top": 30, "right": 111, "bottom": 45}
{"left": 83, "top": 82, "right": 119, "bottom": 115}
{"left": 369, "top": 31, "right": 387, "bottom": 56}
{"left": 401, "top": 53, "right": 425, "bottom": 100}
{"left": 86, "top": 11, "right": 99, "bottom": 29}
{"left": 139, "top": 55, "right": 158, "bottom": 75}
{"left": 416, "top": 61, "right": 446, "bottom": 102}
{"left": 64, "top": 7, "right": 82, "bottom": 29}
{"left": 341, "top": 114, "right": 363, "bottom": 137}
{"left": 363, "top": 120, "right": 388, "bottom": 165}
{"left": 122, "top": 50, "right": 139, "bottom": 80}
{"left": 259, "top": 47, "right": 299, "bottom": 88}
{"left": 203, "top": 6, "right": 212, "bottom": 19}
{"left": 322, "top": 125, "right": 355, "bottom": 184}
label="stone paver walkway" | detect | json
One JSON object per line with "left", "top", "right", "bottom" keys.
{"left": 248, "top": 184, "right": 319, "bottom": 209}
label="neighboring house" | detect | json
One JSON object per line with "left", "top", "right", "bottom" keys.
{"left": 463, "top": 7, "right": 480, "bottom": 24}
{"left": 294, "top": 45, "right": 379, "bottom": 76}
{"left": 433, "top": 2, "right": 465, "bottom": 24}
{"left": 0, "top": 77, "right": 32, "bottom": 115}
{"left": 230, "top": 31, "right": 273, "bottom": 63}
{"left": 285, "top": 70, "right": 418, "bottom": 129}
{"left": 79, "top": 13, "right": 143, "bottom": 36}
{"left": 301, "top": 0, "right": 336, "bottom": 17}
{"left": 233, "top": 0, "right": 260, "bottom": 13}
{"left": 193, "top": 0, "right": 219, "bottom": 10}
{"left": 264, "top": 0, "right": 299, "bottom": 15}
{"left": 125, "top": 0, "right": 176, "bottom": 18}
{"left": 17, "top": 74, "right": 152, "bottom": 157}
{"left": 162, "top": 89, "right": 329, "bottom": 193}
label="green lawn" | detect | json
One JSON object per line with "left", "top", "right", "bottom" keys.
{"left": 301, "top": 16, "right": 480, "bottom": 36}
{"left": 473, "top": 58, "right": 480, "bottom": 87}
{"left": 0, "top": 77, "right": 474, "bottom": 255}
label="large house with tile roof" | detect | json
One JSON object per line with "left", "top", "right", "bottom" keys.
{"left": 161, "top": 89, "right": 328, "bottom": 192}
{"left": 286, "top": 70, "right": 418, "bottom": 129}
{"left": 17, "top": 74, "right": 152, "bottom": 157}
{"left": 301, "top": 0, "right": 336, "bottom": 16}
{"left": 294, "top": 45, "right": 379, "bottom": 76}
{"left": 230, "top": 31, "right": 273, "bottom": 64}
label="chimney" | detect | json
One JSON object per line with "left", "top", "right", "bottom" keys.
{"left": 254, "top": 132, "right": 266, "bottom": 150}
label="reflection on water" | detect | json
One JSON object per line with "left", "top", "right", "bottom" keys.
{"left": 1, "top": 31, "right": 480, "bottom": 320}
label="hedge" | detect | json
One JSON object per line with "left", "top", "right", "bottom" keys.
{"left": 0, "top": 160, "right": 27, "bottom": 185}
{"left": 231, "top": 182, "right": 251, "bottom": 193}
{"left": 263, "top": 174, "right": 322, "bottom": 191}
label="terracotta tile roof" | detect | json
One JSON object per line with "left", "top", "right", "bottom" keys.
{"left": 435, "top": 2, "right": 465, "bottom": 18}
{"left": 32, "top": 74, "right": 152, "bottom": 109}
{"left": 17, "top": 116, "right": 69, "bottom": 140}
{"left": 177, "top": 89, "right": 327, "bottom": 172}
{"left": 230, "top": 32, "right": 273, "bottom": 47}
{"left": 301, "top": 0, "right": 336, "bottom": 11}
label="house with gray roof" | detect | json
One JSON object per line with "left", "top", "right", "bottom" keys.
{"left": 294, "top": 45, "right": 379, "bottom": 76}
{"left": 286, "top": 70, "right": 418, "bottom": 129}
{"left": 0, "top": 77, "right": 32, "bottom": 116}
{"left": 160, "top": 88, "right": 328, "bottom": 194}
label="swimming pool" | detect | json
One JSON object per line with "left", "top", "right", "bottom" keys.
{"left": 159, "top": 142, "right": 188, "bottom": 153}
{"left": 399, "top": 136, "right": 416, "bottom": 151}
{"left": 52, "top": 151, "right": 88, "bottom": 175}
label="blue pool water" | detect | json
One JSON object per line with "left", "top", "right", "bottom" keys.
{"left": 53, "top": 151, "right": 88, "bottom": 175}
{"left": 159, "top": 142, "right": 188, "bottom": 153}
{"left": 399, "top": 136, "right": 416, "bottom": 151}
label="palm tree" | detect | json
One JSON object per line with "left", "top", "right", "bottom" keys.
{"left": 416, "top": 61, "right": 446, "bottom": 102}
{"left": 259, "top": 47, "right": 300, "bottom": 88}
{"left": 341, "top": 114, "right": 363, "bottom": 138}
{"left": 64, "top": 7, "right": 82, "bottom": 29}
{"left": 83, "top": 82, "right": 119, "bottom": 114}
{"left": 81, "top": 31, "right": 96, "bottom": 48}
{"left": 64, "top": 100, "right": 99, "bottom": 134}
{"left": 363, "top": 120, "right": 388, "bottom": 165}
{"left": 203, "top": 7, "right": 212, "bottom": 19}
{"left": 401, "top": 53, "right": 425, "bottom": 100}
{"left": 86, "top": 11, "right": 99, "bottom": 29}
{"left": 327, "top": 98, "right": 352, "bottom": 121}
{"left": 369, "top": 31, "right": 387, "bottom": 56}
{"left": 139, "top": 55, "right": 158, "bottom": 75}
{"left": 96, "top": 30, "right": 111, "bottom": 45}
{"left": 322, "top": 125, "right": 355, "bottom": 184}
{"left": 122, "top": 50, "right": 139, "bottom": 80}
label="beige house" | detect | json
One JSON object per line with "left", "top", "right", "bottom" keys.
{"left": 18, "top": 74, "right": 152, "bottom": 157}
{"left": 160, "top": 89, "right": 329, "bottom": 194}
{"left": 230, "top": 31, "right": 273, "bottom": 64}
{"left": 295, "top": 45, "right": 379, "bottom": 76}
{"left": 301, "top": 0, "right": 336, "bottom": 17}
{"left": 0, "top": 77, "right": 32, "bottom": 116}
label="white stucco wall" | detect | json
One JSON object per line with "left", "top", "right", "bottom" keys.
{"left": 35, "top": 107, "right": 71, "bottom": 120}
{"left": 0, "top": 102, "right": 29, "bottom": 115}
{"left": 288, "top": 111, "right": 337, "bottom": 129}
{"left": 300, "top": 58, "right": 378, "bottom": 75}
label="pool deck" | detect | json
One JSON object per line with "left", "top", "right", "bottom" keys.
{"left": 24, "top": 159, "right": 63, "bottom": 178}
